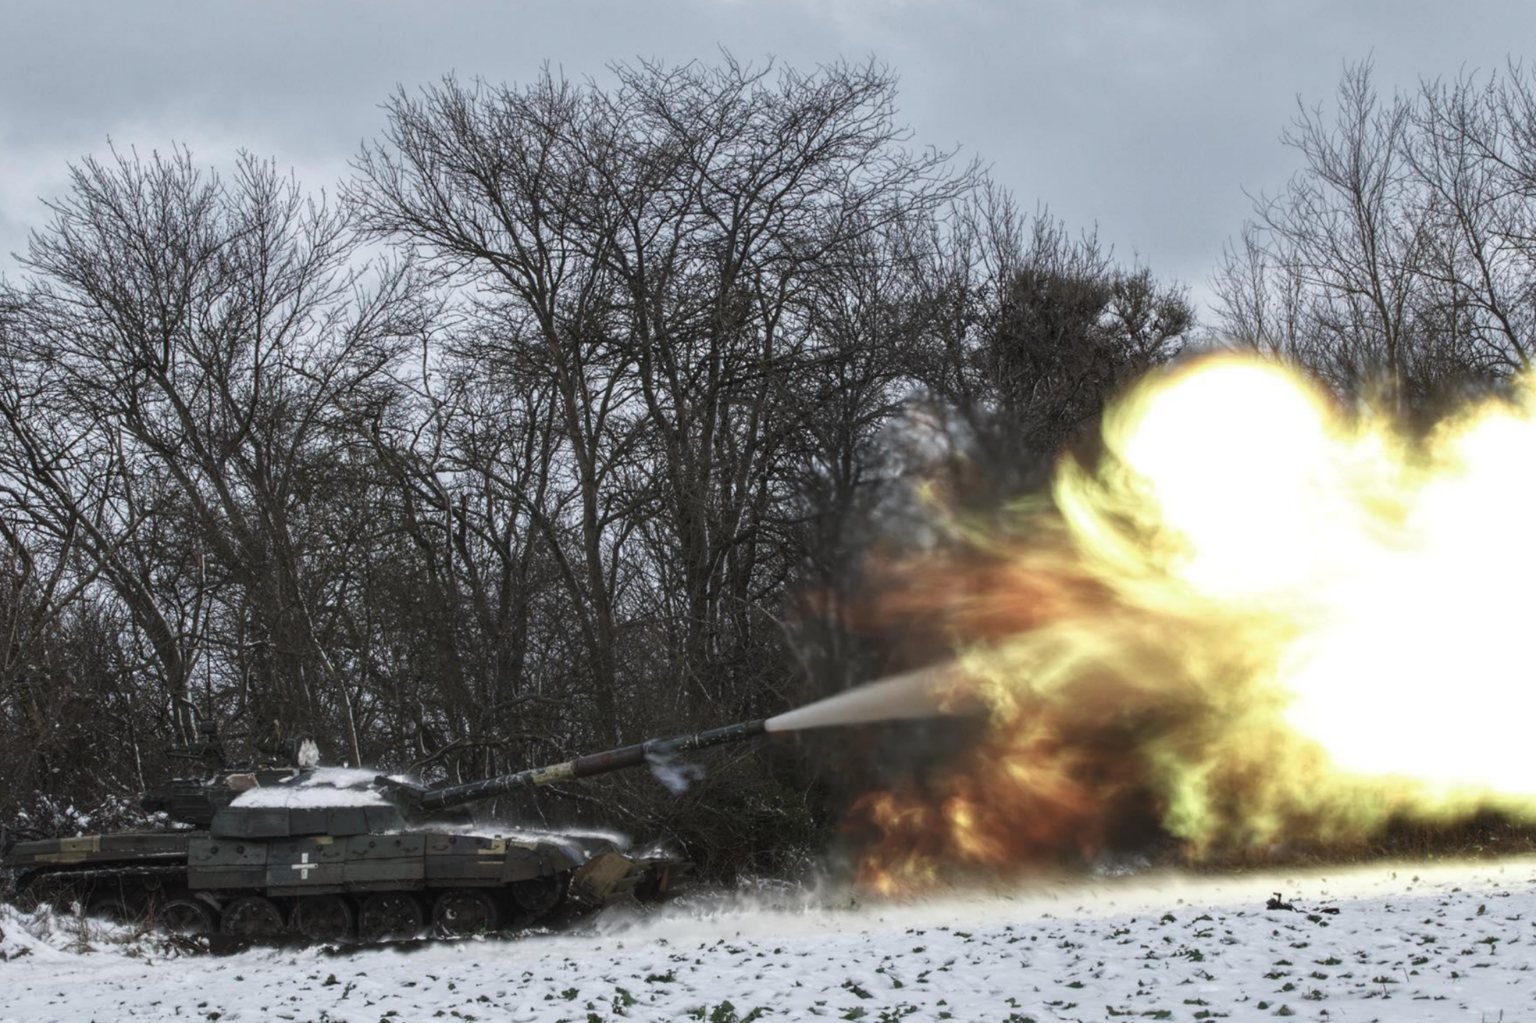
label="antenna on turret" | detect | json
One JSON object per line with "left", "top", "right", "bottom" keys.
{"left": 165, "top": 719, "right": 228, "bottom": 773}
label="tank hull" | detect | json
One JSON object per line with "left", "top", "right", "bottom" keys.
{"left": 4, "top": 828, "right": 683, "bottom": 940}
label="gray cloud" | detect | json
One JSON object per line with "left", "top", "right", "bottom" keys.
{"left": 2, "top": 0, "right": 1530, "bottom": 314}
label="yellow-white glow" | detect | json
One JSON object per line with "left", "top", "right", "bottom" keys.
{"left": 1075, "top": 356, "right": 1536, "bottom": 797}
{"left": 854, "top": 354, "right": 1536, "bottom": 892}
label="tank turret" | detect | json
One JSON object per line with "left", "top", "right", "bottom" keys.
{"left": 138, "top": 721, "right": 320, "bottom": 828}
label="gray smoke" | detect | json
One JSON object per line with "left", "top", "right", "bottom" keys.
{"left": 765, "top": 663, "right": 966, "bottom": 732}
{"left": 648, "top": 749, "right": 707, "bottom": 794}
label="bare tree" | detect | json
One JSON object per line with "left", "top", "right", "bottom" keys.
{"left": 8, "top": 146, "right": 426, "bottom": 761}
{"left": 903, "top": 187, "right": 1192, "bottom": 483}
{"left": 1411, "top": 67, "right": 1536, "bottom": 375}
{"left": 364, "top": 320, "right": 577, "bottom": 779}
{"left": 350, "top": 57, "right": 972, "bottom": 745}
{"left": 1213, "top": 59, "right": 1536, "bottom": 406}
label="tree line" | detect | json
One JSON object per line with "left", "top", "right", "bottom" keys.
{"left": 0, "top": 56, "right": 1526, "bottom": 874}
{"left": 1217, "top": 58, "right": 1536, "bottom": 411}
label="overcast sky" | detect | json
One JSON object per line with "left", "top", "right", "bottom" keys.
{"left": 2, "top": 1, "right": 1531, "bottom": 316}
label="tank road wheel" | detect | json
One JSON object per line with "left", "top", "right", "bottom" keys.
{"left": 293, "top": 895, "right": 354, "bottom": 944}
{"left": 510, "top": 872, "right": 569, "bottom": 919}
{"left": 87, "top": 890, "right": 145, "bottom": 925}
{"left": 357, "top": 892, "right": 423, "bottom": 943}
{"left": 432, "top": 890, "right": 499, "bottom": 937}
{"left": 10, "top": 872, "right": 40, "bottom": 911}
{"left": 157, "top": 898, "right": 216, "bottom": 937}
{"left": 220, "top": 896, "right": 286, "bottom": 940}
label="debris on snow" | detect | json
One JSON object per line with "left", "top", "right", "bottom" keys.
{"left": 2, "top": 858, "right": 1530, "bottom": 1022}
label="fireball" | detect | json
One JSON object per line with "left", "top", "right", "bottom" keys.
{"left": 854, "top": 355, "right": 1536, "bottom": 892}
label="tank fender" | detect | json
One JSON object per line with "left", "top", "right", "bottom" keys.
{"left": 17, "top": 835, "right": 103, "bottom": 865}
{"left": 497, "top": 840, "right": 584, "bottom": 883}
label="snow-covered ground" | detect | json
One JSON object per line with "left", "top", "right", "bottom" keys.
{"left": 3, "top": 857, "right": 1533, "bottom": 1022}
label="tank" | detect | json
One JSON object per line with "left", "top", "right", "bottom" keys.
{"left": 1, "top": 718, "right": 767, "bottom": 942}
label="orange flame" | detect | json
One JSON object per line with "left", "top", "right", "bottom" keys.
{"left": 851, "top": 355, "right": 1536, "bottom": 892}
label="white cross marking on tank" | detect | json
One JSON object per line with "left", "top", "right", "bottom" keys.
{"left": 291, "top": 852, "right": 314, "bottom": 880}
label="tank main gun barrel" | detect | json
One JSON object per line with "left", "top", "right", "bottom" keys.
{"left": 378, "top": 718, "right": 768, "bottom": 812}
